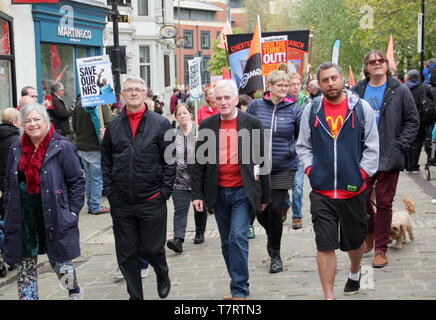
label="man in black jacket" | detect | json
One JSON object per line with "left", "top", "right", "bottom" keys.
{"left": 101, "top": 76, "right": 175, "bottom": 300}
{"left": 404, "top": 69, "right": 434, "bottom": 173}
{"left": 191, "top": 80, "right": 271, "bottom": 300}
{"left": 49, "top": 82, "right": 73, "bottom": 138}
{"left": 352, "top": 50, "right": 419, "bottom": 268}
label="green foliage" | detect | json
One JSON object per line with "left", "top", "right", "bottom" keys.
{"left": 243, "top": 0, "right": 436, "bottom": 80}
{"left": 208, "top": 28, "right": 242, "bottom": 76}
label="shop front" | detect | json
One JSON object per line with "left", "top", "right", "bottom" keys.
{"left": 32, "top": 0, "right": 108, "bottom": 106}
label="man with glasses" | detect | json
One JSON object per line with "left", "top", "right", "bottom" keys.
{"left": 352, "top": 50, "right": 419, "bottom": 268}
{"left": 101, "top": 76, "right": 175, "bottom": 300}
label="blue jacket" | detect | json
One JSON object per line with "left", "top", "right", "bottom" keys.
{"left": 3, "top": 132, "right": 85, "bottom": 264}
{"left": 247, "top": 93, "right": 302, "bottom": 172}
{"left": 296, "top": 94, "right": 379, "bottom": 199}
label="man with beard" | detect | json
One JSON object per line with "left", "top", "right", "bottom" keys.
{"left": 297, "top": 62, "right": 379, "bottom": 299}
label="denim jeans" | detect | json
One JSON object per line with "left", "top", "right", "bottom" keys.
{"left": 214, "top": 186, "right": 251, "bottom": 298}
{"left": 77, "top": 150, "right": 103, "bottom": 213}
{"left": 291, "top": 162, "right": 304, "bottom": 219}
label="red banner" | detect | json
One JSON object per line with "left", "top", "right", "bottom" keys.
{"left": 12, "top": 0, "right": 59, "bottom": 4}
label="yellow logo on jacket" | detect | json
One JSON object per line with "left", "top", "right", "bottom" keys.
{"left": 326, "top": 115, "right": 344, "bottom": 138}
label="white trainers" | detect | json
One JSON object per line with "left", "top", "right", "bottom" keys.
{"left": 431, "top": 199, "right": 436, "bottom": 205}
{"left": 69, "top": 285, "right": 84, "bottom": 300}
{"left": 141, "top": 268, "right": 149, "bottom": 278}
{"left": 113, "top": 268, "right": 124, "bottom": 281}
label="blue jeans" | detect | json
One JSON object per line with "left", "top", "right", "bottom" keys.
{"left": 214, "top": 187, "right": 251, "bottom": 298}
{"left": 77, "top": 151, "right": 103, "bottom": 213}
{"left": 291, "top": 162, "right": 304, "bottom": 219}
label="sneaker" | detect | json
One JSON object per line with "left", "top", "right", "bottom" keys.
{"left": 248, "top": 225, "right": 256, "bottom": 239}
{"left": 292, "top": 217, "right": 302, "bottom": 230}
{"left": 141, "top": 268, "right": 149, "bottom": 278}
{"left": 113, "top": 267, "right": 124, "bottom": 281}
{"left": 343, "top": 273, "right": 361, "bottom": 295}
{"left": 89, "top": 207, "right": 110, "bottom": 215}
{"left": 69, "top": 285, "right": 84, "bottom": 300}
{"left": 431, "top": 199, "right": 436, "bottom": 205}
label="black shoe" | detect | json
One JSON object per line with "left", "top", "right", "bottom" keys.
{"left": 194, "top": 233, "right": 204, "bottom": 244}
{"left": 269, "top": 249, "right": 283, "bottom": 273}
{"left": 167, "top": 238, "right": 183, "bottom": 253}
{"left": 343, "top": 273, "right": 361, "bottom": 295}
{"left": 157, "top": 274, "right": 171, "bottom": 299}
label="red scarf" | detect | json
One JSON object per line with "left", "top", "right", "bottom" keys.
{"left": 19, "top": 124, "right": 55, "bottom": 194}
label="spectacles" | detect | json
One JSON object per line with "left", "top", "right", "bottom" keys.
{"left": 274, "top": 84, "right": 290, "bottom": 89}
{"left": 367, "top": 59, "right": 386, "bottom": 66}
{"left": 123, "top": 88, "right": 146, "bottom": 94}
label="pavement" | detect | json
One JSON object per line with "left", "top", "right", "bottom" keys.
{"left": 1, "top": 158, "right": 436, "bottom": 301}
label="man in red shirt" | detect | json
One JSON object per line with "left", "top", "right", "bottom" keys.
{"left": 297, "top": 63, "right": 379, "bottom": 299}
{"left": 191, "top": 80, "right": 271, "bottom": 300}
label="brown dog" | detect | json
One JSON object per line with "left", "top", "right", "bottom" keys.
{"left": 389, "top": 198, "right": 415, "bottom": 249}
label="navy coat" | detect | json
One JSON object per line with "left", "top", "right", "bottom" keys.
{"left": 247, "top": 93, "right": 302, "bottom": 172}
{"left": 2, "top": 132, "right": 85, "bottom": 264}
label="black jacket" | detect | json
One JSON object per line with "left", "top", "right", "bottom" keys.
{"left": 49, "top": 94, "right": 72, "bottom": 137}
{"left": 352, "top": 76, "right": 419, "bottom": 171}
{"left": 190, "top": 111, "right": 271, "bottom": 211}
{"left": 0, "top": 124, "right": 19, "bottom": 192}
{"left": 101, "top": 107, "right": 176, "bottom": 204}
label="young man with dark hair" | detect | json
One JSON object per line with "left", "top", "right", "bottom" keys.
{"left": 297, "top": 62, "right": 379, "bottom": 299}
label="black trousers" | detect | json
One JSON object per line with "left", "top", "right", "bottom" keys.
{"left": 405, "top": 124, "right": 427, "bottom": 171}
{"left": 256, "top": 189, "right": 288, "bottom": 250}
{"left": 110, "top": 194, "right": 169, "bottom": 300}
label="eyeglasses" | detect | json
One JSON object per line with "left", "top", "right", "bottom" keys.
{"left": 274, "top": 84, "right": 290, "bottom": 89}
{"left": 367, "top": 59, "right": 386, "bottom": 66}
{"left": 123, "top": 88, "right": 146, "bottom": 94}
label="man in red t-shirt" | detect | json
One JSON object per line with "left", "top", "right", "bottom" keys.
{"left": 296, "top": 62, "right": 379, "bottom": 300}
{"left": 191, "top": 80, "right": 271, "bottom": 300}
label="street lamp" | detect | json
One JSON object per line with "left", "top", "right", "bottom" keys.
{"left": 111, "top": 0, "right": 121, "bottom": 96}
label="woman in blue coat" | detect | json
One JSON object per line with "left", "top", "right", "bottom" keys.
{"left": 247, "top": 70, "right": 302, "bottom": 273}
{"left": 3, "top": 104, "right": 85, "bottom": 300}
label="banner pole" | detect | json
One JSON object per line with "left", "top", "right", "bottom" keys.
{"left": 99, "top": 105, "right": 105, "bottom": 130}
{"left": 195, "top": 99, "right": 199, "bottom": 137}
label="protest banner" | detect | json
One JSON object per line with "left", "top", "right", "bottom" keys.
{"left": 76, "top": 55, "right": 116, "bottom": 107}
{"left": 261, "top": 35, "right": 288, "bottom": 76}
{"left": 188, "top": 57, "right": 202, "bottom": 100}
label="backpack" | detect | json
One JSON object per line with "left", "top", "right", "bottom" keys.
{"left": 415, "top": 84, "right": 436, "bottom": 125}
{"left": 309, "top": 97, "right": 365, "bottom": 148}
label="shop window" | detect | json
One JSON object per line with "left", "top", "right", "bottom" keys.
{"left": 40, "top": 43, "right": 75, "bottom": 107}
{"left": 0, "top": 14, "right": 15, "bottom": 112}
{"left": 139, "top": 46, "right": 151, "bottom": 87}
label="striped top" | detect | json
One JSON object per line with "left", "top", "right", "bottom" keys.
{"left": 174, "top": 124, "right": 196, "bottom": 190}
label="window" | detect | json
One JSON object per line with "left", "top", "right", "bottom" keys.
{"left": 164, "top": 55, "right": 170, "bottom": 87}
{"left": 107, "top": 0, "right": 131, "bottom": 6}
{"left": 201, "top": 56, "right": 210, "bottom": 85}
{"left": 0, "top": 15, "right": 15, "bottom": 112}
{"left": 138, "top": 0, "right": 149, "bottom": 16}
{"left": 201, "top": 31, "right": 210, "bottom": 49}
{"left": 184, "top": 30, "right": 193, "bottom": 49}
{"left": 216, "top": 31, "right": 221, "bottom": 40}
{"left": 139, "top": 46, "right": 151, "bottom": 87}
{"left": 174, "top": 8, "right": 216, "bottom": 21}
{"left": 184, "top": 55, "right": 194, "bottom": 86}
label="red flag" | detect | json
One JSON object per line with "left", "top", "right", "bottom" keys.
{"left": 50, "top": 45, "right": 62, "bottom": 80}
{"left": 239, "top": 16, "right": 263, "bottom": 94}
{"left": 349, "top": 65, "right": 356, "bottom": 87}
{"left": 218, "top": 22, "right": 233, "bottom": 50}
{"left": 222, "top": 67, "right": 231, "bottom": 79}
{"left": 386, "top": 35, "right": 397, "bottom": 71}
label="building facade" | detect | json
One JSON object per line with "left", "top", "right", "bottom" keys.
{"left": 104, "top": 0, "right": 176, "bottom": 113}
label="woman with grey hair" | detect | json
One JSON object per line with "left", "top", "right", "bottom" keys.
{"left": 247, "top": 70, "right": 302, "bottom": 273}
{"left": 2, "top": 104, "right": 85, "bottom": 300}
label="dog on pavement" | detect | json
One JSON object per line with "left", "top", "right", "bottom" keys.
{"left": 389, "top": 197, "right": 415, "bottom": 249}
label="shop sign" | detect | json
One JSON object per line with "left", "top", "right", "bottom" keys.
{"left": 107, "top": 14, "right": 129, "bottom": 23}
{"left": 57, "top": 25, "right": 92, "bottom": 41}
{"left": 159, "top": 25, "right": 178, "bottom": 39}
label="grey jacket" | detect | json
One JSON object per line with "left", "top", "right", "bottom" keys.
{"left": 352, "top": 77, "right": 419, "bottom": 171}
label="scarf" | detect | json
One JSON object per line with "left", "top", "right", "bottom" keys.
{"left": 18, "top": 124, "right": 55, "bottom": 194}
